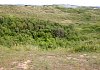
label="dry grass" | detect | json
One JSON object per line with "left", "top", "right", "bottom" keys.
{"left": 0, "top": 5, "right": 79, "bottom": 24}
{"left": 0, "top": 47, "right": 100, "bottom": 70}
{"left": 0, "top": 5, "right": 100, "bottom": 70}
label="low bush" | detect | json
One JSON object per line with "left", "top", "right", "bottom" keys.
{"left": 0, "top": 15, "right": 100, "bottom": 52}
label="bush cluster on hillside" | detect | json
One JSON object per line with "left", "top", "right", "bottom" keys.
{"left": 0, "top": 15, "right": 100, "bottom": 52}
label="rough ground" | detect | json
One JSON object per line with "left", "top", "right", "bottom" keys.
{"left": 0, "top": 49, "right": 100, "bottom": 70}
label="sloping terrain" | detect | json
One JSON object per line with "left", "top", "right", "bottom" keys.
{"left": 0, "top": 5, "right": 100, "bottom": 52}
{"left": 0, "top": 5, "right": 100, "bottom": 70}
{"left": 0, "top": 5, "right": 100, "bottom": 24}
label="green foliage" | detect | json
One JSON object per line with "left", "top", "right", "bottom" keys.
{"left": 0, "top": 6, "right": 100, "bottom": 52}
{"left": 55, "top": 6, "right": 67, "bottom": 12}
{"left": 0, "top": 16, "right": 77, "bottom": 48}
{"left": 52, "top": 28, "right": 65, "bottom": 38}
{"left": 66, "top": 8, "right": 86, "bottom": 14}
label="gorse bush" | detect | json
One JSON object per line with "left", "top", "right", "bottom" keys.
{"left": 52, "top": 28, "right": 65, "bottom": 38}
{"left": 0, "top": 16, "right": 78, "bottom": 45}
{"left": 0, "top": 7, "right": 100, "bottom": 52}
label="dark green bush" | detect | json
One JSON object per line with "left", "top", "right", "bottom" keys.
{"left": 52, "top": 28, "right": 65, "bottom": 38}
{"left": 0, "top": 15, "right": 99, "bottom": 52}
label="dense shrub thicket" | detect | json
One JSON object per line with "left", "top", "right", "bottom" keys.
{"left": 0, "top": 15, "right": 100, "bottom": 52}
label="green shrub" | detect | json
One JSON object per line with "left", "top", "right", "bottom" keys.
{"left": 0, "top": 15, "right": 100, "bottom": 52}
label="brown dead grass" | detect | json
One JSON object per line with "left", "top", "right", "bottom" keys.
{"left": 0, "top": 49, "right": 100, "bottom": 70}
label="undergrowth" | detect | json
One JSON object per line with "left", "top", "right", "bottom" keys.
{"left": 0, "top": 6, "right": 100, "bottom": 52}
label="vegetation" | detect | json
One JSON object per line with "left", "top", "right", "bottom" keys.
{"left": 0, "top": 5, "right": 100, "bottom": 52}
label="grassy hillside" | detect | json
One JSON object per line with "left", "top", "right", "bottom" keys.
{"left": 0, "top": 5, "right": 100, "bottom": 52}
